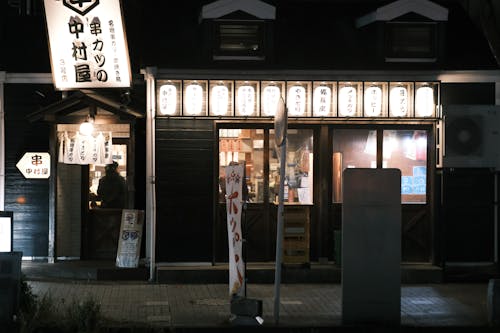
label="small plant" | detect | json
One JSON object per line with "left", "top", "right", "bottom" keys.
{"left": 64, "top": 296, "right": 102, "bottom": 333}
{"left": 17, "top": 275, "right": 57, "bottom": 333}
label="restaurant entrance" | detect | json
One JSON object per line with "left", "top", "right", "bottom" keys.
{"left": 214, "top": 123, "right": 435, "bottom": 264}
{"left": 215, "top": 125, "right": 314, "bottom": 263}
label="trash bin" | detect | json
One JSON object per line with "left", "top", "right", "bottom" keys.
{"left": 0, "top": 252, "right": 22, "bottom": 324}
{"left": 334, "top": 230, "right": 341, "bottom": 266}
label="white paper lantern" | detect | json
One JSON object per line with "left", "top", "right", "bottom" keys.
{"left": 415, "top": 86, "right": 435, "bottom": 117}
{"left": 211, "top": 85, "right": 229, "bottom": 116}
{"left": 287, "top": 86, "right": 306, "bottom": 116}
{"left": 390, "top": 86, "right": 408, "bottom": 117}
{"left": 237, "top": 85, "right": 255, "bottom": 116}
{"left": 339, "top": 86, "right": 357, "bottom": 117}
{"left": 263, "top": 85, "right": 281, "bottom": 116}
{"left": 313, "top": 85, "right": 331, "bottom": 116}
{"left": 159, "top": 84, "right": 177, "bottom": 115}
{"left": 364, "top": 86, "right": 382, "bottom": 117}
{"left": 185, "top": 84, "right": 204, "bottom": 115}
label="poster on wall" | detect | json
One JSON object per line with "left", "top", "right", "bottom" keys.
{"left": 43, "top": 0, "right": 131, "bottom": 89}
{"left": 225, "top": 163, "right": 245, "bottom": 296}
{"left": 116, "top": 209, "right": 144, "bottom": 268}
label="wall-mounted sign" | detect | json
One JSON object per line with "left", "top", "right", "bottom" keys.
{"left": 364, "top": 86, "right": 382, "bottom": 117}
{"left": 211, "top": 85, "right": 229, "bottom": 116}
{"left": 43, "top": 0, "right": 131, "bottom": 90}
{"left": 339, "top": 86, "right": 357, "bottom": 117}
{"left": 16, "top": 152, "right": 51, "bottom": 179}
{"left": 159, "top": 84, "right": 177, "bottom": 115}
{"left": 155, "top": 79, "right": 439, "bottom": 119}
{"left": 390, "top": 86, "right": 409, "bottom": 117}
{"left": 184, "top": 84, "right": 204, "bottom": 115}
{"left": 313, "top": 85, "right": 332, "bottom": 117}
{"left": 415, "top": 86, "right": 435, "bottom": 117}
{"left": 262, "top": 85, "right": 281, "bottom": 116}
{"left": 237, "top": 85, "right": 256, "bottom": 116}
{"left": 287, "top": 85, "right": 306, "bottom": 116}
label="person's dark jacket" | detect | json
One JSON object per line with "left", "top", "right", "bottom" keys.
{"left": 97, "top": 171, "right": 126, "bottom": 208}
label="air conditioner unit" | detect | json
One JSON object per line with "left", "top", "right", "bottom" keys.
{"left": 442, "top": 105, "right": 500, "bottom": 169}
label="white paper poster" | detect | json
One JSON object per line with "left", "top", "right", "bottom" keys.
{"left": 43, "top": 0, "right": 131, "bottom": 89}
{"left": 225, "top": 163, "right": 245, "bottom": 296}
{"left": 116, "top": 209, "right": 144, "bottom": 268}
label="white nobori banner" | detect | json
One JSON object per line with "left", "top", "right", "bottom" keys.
{"left": 225, "top": 163, "right": 245, "bottom": 296}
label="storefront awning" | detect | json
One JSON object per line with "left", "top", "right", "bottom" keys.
{"left": 27, "top": 89, "right": 144, "bottom": 123}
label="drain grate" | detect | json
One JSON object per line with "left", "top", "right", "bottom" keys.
{"left": 192, "top": 298, "right": 229, "bottom": 306}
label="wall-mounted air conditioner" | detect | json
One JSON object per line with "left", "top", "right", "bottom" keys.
{"left": 441, "top": 105, "right": 500, "bottom": 169}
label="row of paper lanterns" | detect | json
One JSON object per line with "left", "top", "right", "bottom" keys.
{"left": 157, "top": 80, "right": 439, "bottom": 118}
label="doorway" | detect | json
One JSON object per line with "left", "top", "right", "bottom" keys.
{"left": 215, "top": 126, "right": 314, "bottom": 262}
{"left": 55, "top": 124, "right": 133, "bottom": 260}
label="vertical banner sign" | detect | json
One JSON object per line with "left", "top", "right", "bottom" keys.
{"left": 43, "top": 0, "right": 132, "bottom": 90}
{"left": 225, "top": 164, "right": 245, "bottom": 296}
{"left": 116, "top": 209, "right": 144, "bottom": 268}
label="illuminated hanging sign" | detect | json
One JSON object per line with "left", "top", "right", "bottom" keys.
{"left": 313, "top": 85, "right": 331, "bottom": 117}
{"left": 390, "top": 86, "right": 409, "bottom": 117}
{"left": 288, "top": 86, "right": 306, "bottom": 116}
{"left": 364, "top": 86, "right": 382, "bottom": 117}
{"left": 287, "top": 86, "right": 306, "bottom": 117}
{"left": 338, "top": 86, "right": 357, "bottom": 117}
{"left": 43, "top": 0, "right": 131, "bottom": 90}
{"left": 211, "top": 85, "right": 229, "bottom": 116}
{"left": 415, "top": 86, "right": 435, "bottom": 117}
{"left": 155, "top": 79, "right": 440, "bottom": 119}
{"left": 16, "top": 152, "right": 51, "bottom": 179}
{"left": 237, "top": 85, "right": 256, "bottom": 116}
{"left": 262, "top": 85, "right": 281, "bottom": 116}
{"left": 159, "top": 84, "right": 177, "bottom": 115}
{"left": 184, "top": 84, "right": 204, "bottom": 115}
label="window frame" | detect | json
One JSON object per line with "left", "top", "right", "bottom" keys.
{"left": 212, "top": 19, "right": 267, "bottom": 61}
{"left": 384, "top": 21, "right": 438, "bottom": 63}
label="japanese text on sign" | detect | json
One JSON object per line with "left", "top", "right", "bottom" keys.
{"left": 44, "top": 0, "right": 131, "bottom": 89}
{"left": 16, "top": 152, "right": 51, "bottom": 179}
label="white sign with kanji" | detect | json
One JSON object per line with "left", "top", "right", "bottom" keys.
{"left": 43, "top": 0, "right": 131, "bottom": 90}
{"left": 225, "top": 163, "right": 245, "bottom": 296}
{"left": 16, "top": 152, "right": 51, "bottom": 179}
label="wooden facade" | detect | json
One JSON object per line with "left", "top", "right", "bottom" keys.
{"left": 1, "top": 1, "right": 500, "bottom": 279}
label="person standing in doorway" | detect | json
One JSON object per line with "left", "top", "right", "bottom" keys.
{"left": 97, "top": 161, "right": 127, "bottom": 208}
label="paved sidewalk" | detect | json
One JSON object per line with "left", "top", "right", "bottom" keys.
{"left": 27, "top": 281, "right": 490, "bottom": 330}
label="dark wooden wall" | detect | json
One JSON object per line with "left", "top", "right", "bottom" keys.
{"left": 155, "top": 119, "right": 214, "bottom": 262}
{"left": 442, "top": 168, "right": 495, "bottom": 262}
{"left": 5, "top": 84, "right": 51, "bottom": 257}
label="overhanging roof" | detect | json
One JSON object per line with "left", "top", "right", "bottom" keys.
{"left": 27, "top": 89, "right": 144, "bottom": 123}
{"left": 356, "top": 0, "right": 449, "bottom": 28}
{"left": 201, "top": 0, "right": 275, "bottom": 20}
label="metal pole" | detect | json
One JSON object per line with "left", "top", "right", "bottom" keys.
{"left": 0, "top": 79, "right": 4, "bottom": 211}
{"left": 143, "top": 67, "right": 157, "bottom": 282}
{"left": 273, "top": 139, "right": 287, "bottom": 323}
